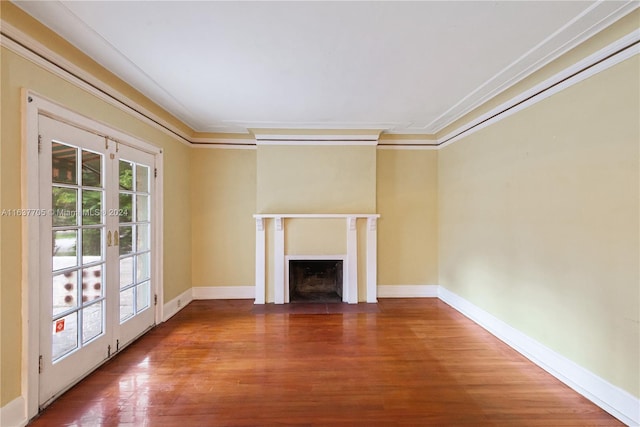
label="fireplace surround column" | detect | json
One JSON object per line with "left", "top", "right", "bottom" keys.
{"left": 274, "top": 217, "right": 285, "bottom": 304}
{"left": 366, "top": 217, "right": 378, "bottom": 303}
{"left": 254, "top": 218, "right": 265, "bottom": 304}
{"left": 346, "top": 217, "right": 358, "bottom": 304}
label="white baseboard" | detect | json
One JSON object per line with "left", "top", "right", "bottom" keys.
{"left": 192, "top": 286, "right": 255, "bottom": 300}
{"left": 162, "top": 288, "right": 193, "bottom": 322}
{"left": 438, "top": 286, "right": 640, "bottom": 427}
{"left": 377, "top": 284, "right": 439, "bottom": 298}
{"left": 0, "top": 395, "right": 27, "bottom": 427}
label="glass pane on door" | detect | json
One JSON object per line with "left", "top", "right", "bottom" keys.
{"left": 136, "top": 281, "right": 150, "bottom": 312}
{"left": 82, "top": 302, "right": 103, "bottom": 344}
{"left": 52, "top": 270, "right": 78, "bottom": 316}
{"left": 82, "top": 228, "right": 102, "bottom": 263}
{"left": 119, "top": 160, "right": 152, "bottom": 323}
{"left": 50, "top": 144, "right": 107, "bottom": 362}
{"left": 52, "top": 312, "right": 78, "bottom": 360}
{"left": 82, "top": 190, "right": 102, "bottom": 225}
{"left": 81, "top": 150, "right": 101, "bottom": 187}
{"left": 120, "top": 288, "right": 135, "bottom": 322}
{"left": 52, "top": 188, "right": 77, "bottom": 227}
{"left": 53, "top": 230, "right": 78, "bottom": 271}
{"left": 52, "top": 142, "right": 77, "bottom": 185}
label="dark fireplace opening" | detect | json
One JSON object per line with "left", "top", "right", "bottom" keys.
{"left": 289, "top": 260, "right": 343, "bottom": 303}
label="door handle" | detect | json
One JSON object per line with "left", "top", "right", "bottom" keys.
{"left": 114, "top": 230, "right": 119, "bottom": 246}
{"left": 107, "top": 230, "right": 112, "bottom": 247}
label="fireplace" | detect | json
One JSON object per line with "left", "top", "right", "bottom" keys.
{"left": 289, "top": 260, "right": 343, "bottom": 303}
{"left": 253, "top": 214, "right": 379, "bottom": 304}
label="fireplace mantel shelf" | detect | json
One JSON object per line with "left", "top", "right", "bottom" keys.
{"left": 254, "top": 213, "right": 380, "bottom": 219}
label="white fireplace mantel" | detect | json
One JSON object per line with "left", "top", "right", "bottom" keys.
{"left": 254, "top": 214, "right": 380, "bottom": 219}
{"left": 253, "top": 213, "right": 380, "bottom": 304}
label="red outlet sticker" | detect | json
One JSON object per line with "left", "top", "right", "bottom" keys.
{"left": 55, "top": 319, "right": 65, "bottom": 333}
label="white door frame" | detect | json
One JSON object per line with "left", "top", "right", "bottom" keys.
{"left": 21, "top": 90, "right": 164, "bottom": 420}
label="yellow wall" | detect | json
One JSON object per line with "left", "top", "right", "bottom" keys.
{"left": 256, "top": 145, "right": 376, "bottom": 214}
{"left": 438, "top": 56, "right": 639, "bottom": 397}
{"left": 0, "top": 42, "right": 4, "bottom": 407}
{"left": 377, "top": 149, "right": 438, "bottom": 285}
{"left": 190, "top": 148, "right": 256, "bottom": 287}
{"left": 0, "top": 46, "right": 192, "bottom": 406}
{"left": 0, "top": 51, "right": 20, "bottom": 407}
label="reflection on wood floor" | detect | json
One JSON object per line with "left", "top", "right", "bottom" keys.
{"left": 28, "top": 299, "right": 623, "bottom": 426}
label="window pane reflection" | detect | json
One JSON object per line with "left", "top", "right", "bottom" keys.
{"left": 52, "top": 270, "right": 78, "bottom": 316}
{"left": 52, "top": 311, "right": 78, "bottom": 361}
{"left": 52, "top": 187, "right": 77, "bottom": 227}
{"left": 53, "top": 230, "right": 77, "bottom": 270}
{"left": 81, "top": 150, "right": 101, "bottom": 187}
{"left": 52, "top": 142, "right": 77, "bottom": 185}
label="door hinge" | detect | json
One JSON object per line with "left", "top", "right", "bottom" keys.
{"left": 154, "top": 294, "right": 158, "bottom": 306}
{"left": 38, "top": 135, "right": 42, "bottom": 154}
{"left": 38, "top": 355, "right": 43, "bottom": 374}
{"left": 154, "top": 168, "right": 158, "bottom": 178}
{"left": 116, "top": 339, "right": 120, "bottom": 352}
{"left": 107, "top": 344, "right": 112, "bottom": 358}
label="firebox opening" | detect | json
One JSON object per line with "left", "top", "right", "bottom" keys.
{"left": 289, "top": 260, "right": 343, "bottom": 303}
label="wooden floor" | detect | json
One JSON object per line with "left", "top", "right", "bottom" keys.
{"left": 28, "top": 299, "right": 623, "bottom": 426}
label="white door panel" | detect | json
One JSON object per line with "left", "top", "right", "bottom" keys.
{"left": 115, "top": 143, "right": 155, "bottom": 347}
{"left": 38, "top": 115, "right": 156, "bottom": 408}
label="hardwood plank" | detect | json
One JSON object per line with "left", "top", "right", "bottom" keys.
{"left": 28, "top": 299, "right": 624, "bottom": 426}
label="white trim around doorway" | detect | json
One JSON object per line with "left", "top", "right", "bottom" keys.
{"left": 21, "top": 90, "right": 164, "bottom": 421}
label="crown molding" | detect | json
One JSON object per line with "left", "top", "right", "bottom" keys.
{"left": 214, "top": 123, "right": 396, "bottom": 133}
{"left": 378, "top": 138, "right": 437, "bottom": 145}
{"left": 251, "top": 128, "right": 382, "bottom": 141}
{"left": 191, "top": 143, "right": 257, "bottom": 150}
{"left": 436, "top": 30, "right": 640, "bottom": 149}
{"left": 3, "top": 14, "right": 638, "bottom": 150}
{"left": 256, "top": 139, "right": 378, "bottom": 147}
{"left": 377, "top": 145, "right": 439, "bottom": 151}
{"left": 251, "top": 128, "right": 382, "bottom": 145}
{"left": 424, "top": 0, "right": 639, "bottom": 134}
{"left": 190, "top": 137, "right": 256, "bottom": 144}
{"left": 0, "top": 20, "right": 194, "bottom": 147}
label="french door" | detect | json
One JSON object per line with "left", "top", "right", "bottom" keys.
{"left": 38, "top": 115, "right": 156, "bottom": 407}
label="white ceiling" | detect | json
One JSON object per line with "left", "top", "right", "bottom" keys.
{"left": 13, "top": 1, "right": 637, "bottom": 135}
